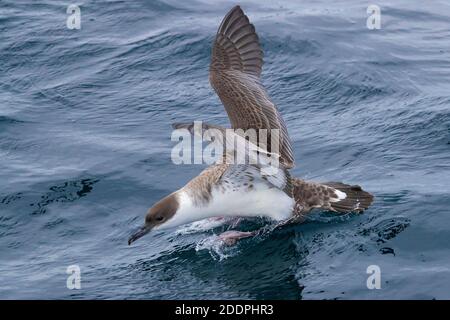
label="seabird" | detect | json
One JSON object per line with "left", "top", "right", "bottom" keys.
{"left": 128, "top": 6, "right": 373, "bottom": 245}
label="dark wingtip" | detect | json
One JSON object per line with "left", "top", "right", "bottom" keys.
{"left": 231, "top": 5, "right": 242, "bottom": 12}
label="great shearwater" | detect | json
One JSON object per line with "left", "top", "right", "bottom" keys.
{"left": 128, "top": 5, "right": 373, "bottom": 245}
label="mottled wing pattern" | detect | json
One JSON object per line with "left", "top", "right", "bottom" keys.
{"left": 219, "top": 164, "right": 293, "bottom": 197}
{"left": 292, "top": 178, "right": 374, "bottom": 215}
{"left": 209, "top": 5, "right": 295, "bottom": 169}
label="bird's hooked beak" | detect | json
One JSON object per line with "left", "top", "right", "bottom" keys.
{"left": 128, "top": 225, "right": 152, "bottom": 245}
{"left": 128, "top": 193, "right": 179, "bottom": 245}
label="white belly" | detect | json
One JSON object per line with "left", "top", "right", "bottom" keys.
{"left": 160, "top": 183, "right": 294, "bottom": 230}
{"left": 207, "top": 185, "right": 294, "bottom": 220}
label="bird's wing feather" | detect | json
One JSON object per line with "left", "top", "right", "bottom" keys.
{"left": 209, "top": 5, "right": 295, "bottom": 168}
{"left": 220, "top": 164, "right": 293, "bottom": 197}
{"left": 172, "top": 121, "right": 280, "bottom": 166}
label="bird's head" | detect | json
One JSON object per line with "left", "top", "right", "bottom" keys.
{"left": 128, "top": 193, "right": 179, "bottom": 245}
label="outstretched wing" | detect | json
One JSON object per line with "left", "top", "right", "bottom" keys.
{"left": 209, "top": 5, "right": 295, "bottom": 169}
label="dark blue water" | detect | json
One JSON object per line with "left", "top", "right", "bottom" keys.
{"left": 1, "top": 0, "right": 450, "bottom": 299}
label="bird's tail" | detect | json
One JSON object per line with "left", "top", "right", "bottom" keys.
{"left": 292, "top": 179, "right": 374, "bottom": 214}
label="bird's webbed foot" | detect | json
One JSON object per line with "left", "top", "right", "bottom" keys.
{"left": 218, "top": 230, "right": 256, "bottom": 246}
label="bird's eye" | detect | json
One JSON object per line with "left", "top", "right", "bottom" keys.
{"left": 156, "top": 216, "right": 164, "bottom": 221}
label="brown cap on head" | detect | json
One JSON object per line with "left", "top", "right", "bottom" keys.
{"left": 128, "top": 193, "right": 179, "bottom": 245}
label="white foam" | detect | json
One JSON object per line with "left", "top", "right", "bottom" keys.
{"left": 195, "top": 234, "right": 239, "bottom": 261}
{"left": 175, "top": 217, "right": 229, "bottom": 235}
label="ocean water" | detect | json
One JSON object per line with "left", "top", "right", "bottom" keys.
{"left": 1, "top": 0, "right": 450, "bottom": 299}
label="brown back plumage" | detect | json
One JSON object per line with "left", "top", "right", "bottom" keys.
{"left": 183, "top": 164, "right": 229, "bottom": 206}
{"left": 209, "top": 5, "right": 295, "bottom": 169}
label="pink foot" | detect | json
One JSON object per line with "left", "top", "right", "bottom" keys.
{"left": 218, "top": 230, "right": 255, "bottom": 246}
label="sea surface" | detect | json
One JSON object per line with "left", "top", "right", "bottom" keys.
{"left": 1, "top": 0, "right": 450, "bottom": 299}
